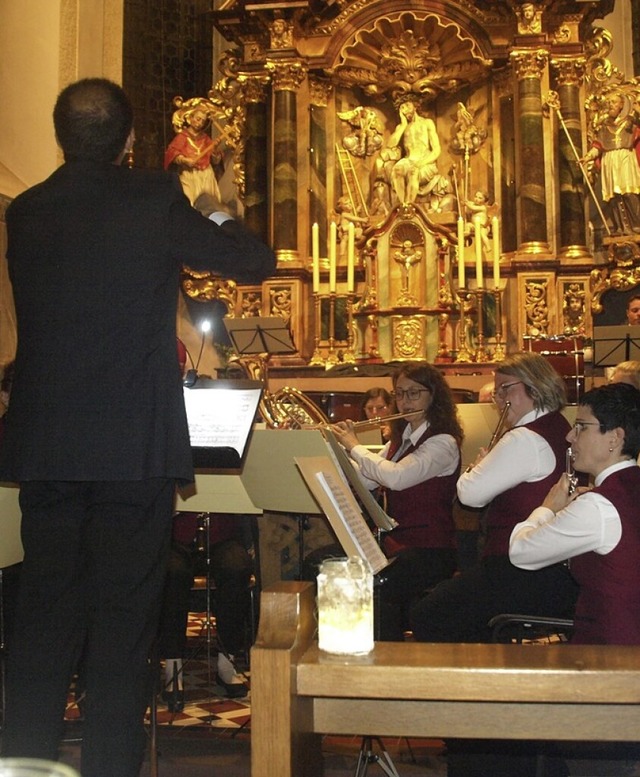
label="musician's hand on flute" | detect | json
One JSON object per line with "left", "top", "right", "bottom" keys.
{"left": 542, "top": 474, "right": 589, "bottom": 513}
{"left": 331, "top": 420, "right": 359, "bottom": 452}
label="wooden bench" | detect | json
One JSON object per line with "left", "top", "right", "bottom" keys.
{"left": 250, "top": 581, "right": 640, "bottom": 777}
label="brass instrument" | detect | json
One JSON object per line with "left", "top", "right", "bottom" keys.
{"left": 566, "top": 447, "right": 578, "bottom": 495}
{"left": 233, "top": 354, "right": 329, "bottom": 428}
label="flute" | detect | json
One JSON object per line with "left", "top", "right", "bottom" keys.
{"left": 566, "top": 447, "right": 578, "bottom": 495}
{"left": 348, "top": 411, "right": 422, "bottom": 431}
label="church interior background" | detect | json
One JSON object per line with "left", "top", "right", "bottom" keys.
{"left": 2, "top": 0, "right": 640, "bottom": 394}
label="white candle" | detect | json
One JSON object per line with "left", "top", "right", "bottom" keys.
{"left": 329, "top": 221, "right": 337, "bottom": 293}
{"left": 492, "top": 216, "right": 500, "bottom": 288}
{"left": 474, "top": 220, "right": 483, "bottom": 288}
{"left": 347, "top": 222, "right": 355, "bottom": 293}
{"left": 312, "top": 222, "right": 320, "bottom": 293}
{"left": 457, "top": 216, "right": 465, "bottom": 288}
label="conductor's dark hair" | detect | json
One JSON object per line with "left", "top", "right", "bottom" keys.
{"left": 580, "top": 382, "right": 640, "bottom": 460}
{"left": 53, "top": 78, "right": 133, "bottom": 163}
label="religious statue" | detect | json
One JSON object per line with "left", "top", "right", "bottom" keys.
{"left": 164, "top": 97, "right": 223, "bottom": 207}
{"left": 465, "top": 190, "right": 493, "bottom": 256}
{"left": 517, "top": 3, "right": 543, "bottom": 35}
{"left": 451, "top": 103, "right": 486, "bottom": 156}
{"left": 563, "top": 284, "right": 586, "bottom": 335}
{"left": 338, "top": 106, "right": 383, "bottom": 158}
{"left": 332, "top": 195, "right": 368, "bottom": 259}
{"left": 377, "top": 98, "right": 449, "bottom": 209}
{"left": 582, "top": 91, "right": 640, "bottom": 235}
{"left": 393, "top": 239, "right": 422, "bottom": 306}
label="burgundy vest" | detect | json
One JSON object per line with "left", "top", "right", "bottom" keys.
{"left": 383, "top": 427, "right": 460, "bottom": 555}
{"left": 570, "top": 466, "right": 640, "bottom": 645}
{"left": 483, "top": 411, "right": 570, "bottom": 558}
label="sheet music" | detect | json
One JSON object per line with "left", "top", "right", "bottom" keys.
{"left": 322, "top": 428, "right": 397, "bottom": 532}
{"left": 183, "top": 387, "right": 261, "bottom": 455}
{"left": 295, "top": 455, "right": 389, "bottom": 575}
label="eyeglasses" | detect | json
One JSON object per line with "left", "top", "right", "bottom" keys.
{"left": 572, "top": 420, "right": 604, "bottom": 434}
{"left": 490, "top": 381, "right": 522, "bottom": 400}
{"left": 392, "top": 388, "right": 430, "bottom": 401}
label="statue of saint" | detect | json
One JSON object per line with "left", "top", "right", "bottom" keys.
{"left": 164, "top": 98, "right": 223, "bottom": 207}
{"left": 379, "top": 99, "right": 448, "bottom": 208}
{"left": 582, "top": 92, "right": 640, "bottom": 235}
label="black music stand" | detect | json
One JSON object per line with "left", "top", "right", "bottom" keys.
{"left": 224, "top": 316, "right": 297, "bottom": 357}
{"left": 593, "top": 325, "right": 640, "bottom": 368}
{"left": 172, "top": 380, "right": 262, "bottom": 715}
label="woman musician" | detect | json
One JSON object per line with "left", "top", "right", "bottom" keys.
{"left": 331, "top": 362, "right": 463, "bottom": 641}
{"left": 410, "top": 352, "right": 578, "bottom": 644}
{"left": 510, "top": 382, "right": 640, "bottom": 645}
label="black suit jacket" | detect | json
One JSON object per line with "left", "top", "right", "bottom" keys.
{"left": 0, "top": 160, "right": 276, "bottom": 482}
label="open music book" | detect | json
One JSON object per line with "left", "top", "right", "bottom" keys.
{"left": 295, "top": 455, "right": 390, "bottom": 575}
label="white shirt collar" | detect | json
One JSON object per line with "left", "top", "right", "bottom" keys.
{"left": 514, "top": 407, "right": 549, "bottom": 427}
{"left": 403, "top": 419, "right": 429, "bottom": 445}
{"left": 594, "top": 459, "right": 638, "bottom": 486}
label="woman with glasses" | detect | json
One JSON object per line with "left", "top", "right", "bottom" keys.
{"left": 331, "top": 362, "right": 463, "bottom": 640}
{"left": 361, "top": 386, "right": 393, "bottom": 441}
{"left": 411, "top": 352, "right": 578, "bottom": 644}
{"left": 510, "top": 382, "right": 640, "bottom": 644}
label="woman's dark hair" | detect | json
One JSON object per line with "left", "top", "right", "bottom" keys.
{"left": 580, "top": 382, "right": 640, "bottom": 459}
{"left": 360, "top": 387, "right": 393, "bottom": 419}
{"left": 53, "top": 78, "right": 133, "bottom": 163}
{"left": 390, "top": 362, "right": 463, "bottom": 446}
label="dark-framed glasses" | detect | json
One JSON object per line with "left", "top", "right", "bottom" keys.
{"left": 490, "top": 380, "right": 522, "bottom": 400}
{"left": 392, "top": 387, "right": 430, "bottom": 401}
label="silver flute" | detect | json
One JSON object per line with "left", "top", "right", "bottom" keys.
{"left": 566, "top": 447, "right": 578, "bottom": 495}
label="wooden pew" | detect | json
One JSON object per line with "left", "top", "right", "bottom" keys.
{"left": 250, "top": 581, "right": 640, "bottom": 777}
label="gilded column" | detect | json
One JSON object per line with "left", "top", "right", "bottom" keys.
{"left": 550, "top": 57, "right": 589, "bottom": 258}
{"left": 243, "top": 77, "right": 270, "bottom": 242}
{"left": 511, "top": 50, "right": 550, "bottom": 253}
{"left": 308, "top": 77, "right": 332, "bottom": 258}
{"left": 266, "top": 60, "right": 306, "bottom": 264}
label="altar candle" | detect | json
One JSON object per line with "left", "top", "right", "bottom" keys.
{"left": 457, "top": 216, "right": 465, "bottom": 288}
{"left": 312, "top": 222, "right": 320, "bottom": 293}
{"left": 474, "top": 220, "right": 484, "bottom": 288}
{"left": 329, "top": 221, "right": 337, "bottom": 293}
{"left": 492, "top": 216, "right": 500, "bottom": 288}
{"left": 347, "top": 222, "right": 355, "bottom": 293}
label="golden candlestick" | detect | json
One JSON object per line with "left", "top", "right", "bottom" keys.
{"left": 474, "top": 288, "right": 490, "bottom": 363}
{"left": 309, "top": 292, "right": 325, "bottom": 366}
{"left": 492, "top": 287, "right": 506, "bottom": 361}
{"left": 454, "top": 288, "right": 475, "bottom": 363}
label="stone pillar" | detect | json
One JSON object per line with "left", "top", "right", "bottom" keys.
{"left": 308, "top": 77, "right": 332, "bottom": 258}
{"left": 550, "top": 58, "right": 589, "bottom": 258}
{"left": 242, "top": 77, "right": 270, "bottom": 241}
{"left": 266, "top": 60, "right": 306, "bottom": 264}
{"left": 511, "top": 50, "right": 550, "bottom": 253}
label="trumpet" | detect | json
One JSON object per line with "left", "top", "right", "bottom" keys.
{"left": 566, "top": 447, "right": 578, "bottom": 495}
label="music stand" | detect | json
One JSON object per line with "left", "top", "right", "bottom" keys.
{"left": 224, "top": 316, "right": 297, "bottom": 356}
{"left": 593, "top": 325, "right": 640, "bottom": 368}
{"left": 183, "top": 378, "right": 263, "bottom": 471}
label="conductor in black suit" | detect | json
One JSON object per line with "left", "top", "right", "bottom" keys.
{"left": 0, "top": 78, "right": 276, "bottom": 777}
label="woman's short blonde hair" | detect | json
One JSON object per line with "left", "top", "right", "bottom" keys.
{"left": 611, "top": 360, "right": 640, "bottom": 391}
{"left": 494, "top": 352, "right": 567, "bottom": 411}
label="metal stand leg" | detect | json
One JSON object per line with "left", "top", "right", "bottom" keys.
{"left": 354, "top": 736, "right": 401, "bottom": 777}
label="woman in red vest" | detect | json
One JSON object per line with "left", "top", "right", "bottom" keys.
{"left": 332, "top": 362, "right": 463, "bottom": 640}
{"left": 510, "top": 381, "right": 640, "bottom": 645}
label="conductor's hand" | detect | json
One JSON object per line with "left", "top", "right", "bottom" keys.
{"left": 331, "top": 421, "right": 359, "bottom": 452}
